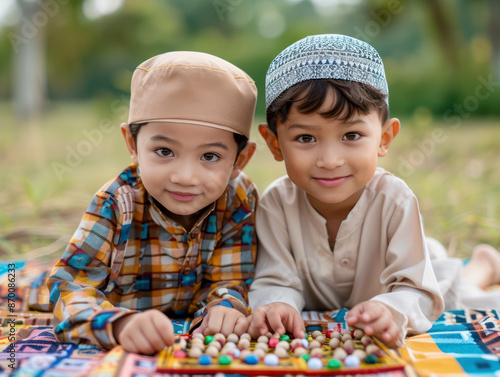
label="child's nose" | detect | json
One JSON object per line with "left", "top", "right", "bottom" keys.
{"left": 316, "top": 146, "right": 344, "bottom": 169}
{"left": 169, "top": 161, "right": 200, "bottom": 186}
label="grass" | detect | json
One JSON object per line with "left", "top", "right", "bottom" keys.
{"left": 0, "top": 101, "right": 499, "bottom": 260}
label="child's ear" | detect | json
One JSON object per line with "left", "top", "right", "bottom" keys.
{"left": 121, "top": 123, "right": 139, "bottom": 165}
{"left": 258, "top": 123, "right": 283, "bottom": 162}
{"left": 231, "top": 141, "right": 256, "bottom": 180}
{"left": 378, "top": 118, "right": 400, "bottom": 157}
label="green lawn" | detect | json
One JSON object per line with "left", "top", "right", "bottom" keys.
{"left": 1, "top": 102, "right": 499, "bottom": 259}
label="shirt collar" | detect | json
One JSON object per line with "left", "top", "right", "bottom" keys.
{"left": 148, "top": 194, "right": 216, "bottom": 233}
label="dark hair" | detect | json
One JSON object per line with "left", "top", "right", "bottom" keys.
{"left": 266, "top": 79, "right": 389, "bottom": 134}
{"left": 129, "top": 123, "right": 248, "bottom": 157}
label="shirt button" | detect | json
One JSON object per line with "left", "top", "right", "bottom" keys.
{"left": 183, "top": 267, "right": 191, "bottom": 275}
{"left": 340, "top": 258, "right": 350, "bottom": 266}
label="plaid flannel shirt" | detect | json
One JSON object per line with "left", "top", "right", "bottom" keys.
{"left": 46, "top": 164, "right": 258, "bottom": 349}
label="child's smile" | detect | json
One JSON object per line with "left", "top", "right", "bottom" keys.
{"left": 313, "top": 176, "right": 350, "bottom": 187}
{"left": 168, "top": 191, "right": 199, "bottom": 202}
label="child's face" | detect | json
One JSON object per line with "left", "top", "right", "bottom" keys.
{"left": 261, "top": 90, "right": 399, "bottom": 213}
{"left": 121, "top": 122, "right": 253, "bottom": 226}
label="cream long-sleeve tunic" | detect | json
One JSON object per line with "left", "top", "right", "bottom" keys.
{"left": 249, "top": 168, "right": 444, "bottom": 344}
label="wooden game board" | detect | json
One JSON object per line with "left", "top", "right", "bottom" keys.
{"left": 156, "top": 335, "right": 408, "bottom": 375}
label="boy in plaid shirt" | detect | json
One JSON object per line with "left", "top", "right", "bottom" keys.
{"left": 47, "top": 51, "right": 258, "bottom": 355}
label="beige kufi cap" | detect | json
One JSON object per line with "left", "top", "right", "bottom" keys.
{"left": 128, "top": 51, "right": 257, "bottom": 138}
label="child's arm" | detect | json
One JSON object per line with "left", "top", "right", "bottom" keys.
{"left": 247, "top": 184, "right": 306, "bottom": 335}
{"left": 188, "top": 176, "right": 258, "bottom": 335}
{"left": 46, "top": 189, "right": 146, "bottom": 349}
{"left": 358, "top": 191, "right": 444, "bottom": 345}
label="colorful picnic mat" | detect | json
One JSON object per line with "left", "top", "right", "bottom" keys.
{"left": 1, "top": 259, "right": 499, "bottom": 376}
{"left": 398, "top": 310, "right": 500, "bottom": 376}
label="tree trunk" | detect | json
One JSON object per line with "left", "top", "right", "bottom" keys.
{"left": 421, "top": 0, "right": 460, "bottom": 71}
{"left": 12, "top": 0, "right": 47, "bottom": 119}
{"left": 487, "top": 0, "right": 500, "bottom": 79}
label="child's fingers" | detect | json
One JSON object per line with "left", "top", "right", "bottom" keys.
{"left": 347, "top": 301, "right": 384, "bottom": 325}
{"left": 380, "top": 323, "right": 399, "bottom": 346}
{"left": 345, "top": 304, "right": 363, "bottom": 325}
{"left": 247, "top": 320, "right": 262, "bottom": 339}
{"left": 145, "top": 324, "right": 171, "bottom": 352}
{"left": 220, "top": 313, "right": 239, "bottom": 336}
{"left": 151, "top": 311, "right": 175, "bottom": 346}
{"left": 251, "top": 305, "right": 271, "bottom": 335}
{"left": 233, "top": 315, "right": 250, "bottom": 336}
{"left": 266, "top": 308, "right": 286, "bottom": 335}
{"left": 345, "top": 302, "right": 399, "bottom": 347}
{"left": 118, "top": 332, "right": 139, "bottom": 354}
{"left": 131, "top": 329, "right": 157, "bottom": 355}
{"left": 357, "top": 308, "right": 398, "bottom": 346}
{"left": 290, "top": 313, "right": 306, "bottom": 339}
{"left": 369, "top": 321, "right": 398, "bottom": 347}
{"left": 202, "top": 310, "right": 224, "bottom": 335}
{"left": 280, "top": 309, "right": 305, "bottom": 339}
{"left": 345, "top": 312, "right": 359, "bottom": 326}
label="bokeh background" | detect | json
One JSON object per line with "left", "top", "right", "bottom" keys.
{"left": 0, "top": 0, "right": 499, "bottom": 260}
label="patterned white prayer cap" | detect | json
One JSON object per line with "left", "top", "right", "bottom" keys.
{"left": 265, "top": 34, "right": 389, "bottom": 109}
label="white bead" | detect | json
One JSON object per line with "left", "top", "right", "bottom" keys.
{"left": 315, "top": 335, "right": 325, "bottom": 344}
{"left": 344, "top": 354, "right": 361, "bottom": 367}
{"left": 188, "top": 347, "right": 203, "bottom": 358}
{"left": 240, "top": 333, "right": 251, "bottom": 341}
{"left": 353, "top": 329, "right": 364, "bottom": 339}
{"left": 276, "top": 341, "right": 290, "bottom": 351}
{"left": 307, "top": 357, "right": 323, "bottom": 370}
{"left": 307, "top": 340, "right": 321, "bottom": 350}
{"left": 263, "top": 353, "right": 280, "bottom": 366}
{"left": 253, "top": 348, "right": 266, "bottom": 359}
{"left": 205, "top": 346, "right": 219, "bottom": 357}
{"left": 274, "top": 347, "right": 288, "bottom": 359}
{"left": 311, "top": 330, "right": 322, "bottom": 338}
{"left": 310, "top": 348, "right": 323, "bottom": 358}
{"left": 329, "top": 338, "right": 340, "bottom": 349}
{"left": 227, "top": 333, "right": 239, "bottom": 343}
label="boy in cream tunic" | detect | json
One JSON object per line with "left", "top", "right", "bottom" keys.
{"left": 249, "top": 34, "right": 500, "bottom": 347}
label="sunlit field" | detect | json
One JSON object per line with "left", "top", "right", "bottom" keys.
{"left": 1, "top": 102, "right": 499, "bottom": 260}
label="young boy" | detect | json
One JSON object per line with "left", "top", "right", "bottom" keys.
{"left": 248, "top": 34, "right": 500, "bottom": 347}
{"left": 47, "top": 51, "right": 258, "bottom": 355}
{"left": 247, "top": 34, "right": 445, "bottom": 348}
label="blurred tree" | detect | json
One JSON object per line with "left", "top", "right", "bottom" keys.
{"left": 10, "top": 0, "right": 47, "bottom": 119}
{"left": 1, "top": 0, "right": 499, "bottom": 119}
{"left": 421, "top": 0, "right": 461, "bottom": 71}
{"left": 487, "top": 0, "right": 500, "bottom": 79}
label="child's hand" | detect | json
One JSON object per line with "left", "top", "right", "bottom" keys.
{"left": 247, "top": 303, "right": 305, "bottom": 339}
{"left": 195, "top": 306, "right": 249, "bottom": 336}
{"left": 345, "top": 301, "right": 399, "bottom": 347}
{"left": 113, "top": 309, "right": 175, "bottom": 355}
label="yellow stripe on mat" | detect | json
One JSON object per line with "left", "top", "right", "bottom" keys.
{"left": 399, "top": 333, "right": 465, "bottom": 377}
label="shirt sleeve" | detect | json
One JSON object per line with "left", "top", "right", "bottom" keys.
{"left": 248, "top": 187, "right": 305, "bottom": 315}
{"left": 189, "top": 179, "right": 259, "bottom": 330}
{"left": 370, "top": 193, "right": 444, "bottom": 345}
{"left": 46, "top": 190, "right": 138, "bottom": 349}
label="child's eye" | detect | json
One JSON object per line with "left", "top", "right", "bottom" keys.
{"left": 297, "top": 135, "right": 316, "bottom": 143}
{"left": 155, "top": 148, "right": 174, "bottom": 157}
{"left": 343, "top": 132, "right": 361, "bottom": 141}
{"left": 201, "top": 153, "right": 220, "bottom": 162}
